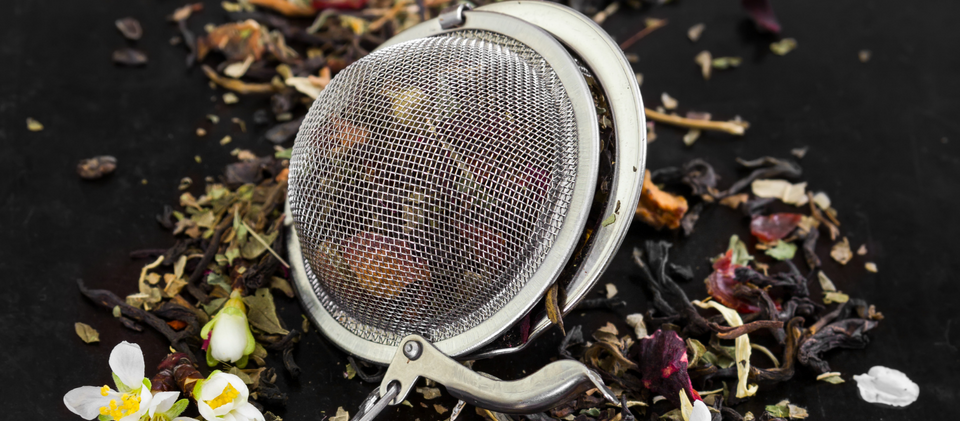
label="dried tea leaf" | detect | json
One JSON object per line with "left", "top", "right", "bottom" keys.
{"left": 683, "top": 129, "right": 701, "bottom": 146}
{"left": 770, "top": 38, "right": 798, "bottom": 56}
{"left": 113, "top": 48, "right": 148, "bottom": 66}
{"left": 765, "top": 240, "right": 797, "bottom": 261}
{"left": 243, "top": 288, "right": 289, "bottom": 335}
{"left": 26, "top": 117, "right": 44, "bottom": 131}
{"left": 115, "top": 17, "right": 143, "bottom": 40}
{"left": 77, "top": 156, "right": 118, "bottom": 180}
{"left": 817, "top": 271, "right": 837, "bottom": 292}
{"left": 545, "top": 283, "right": 565, "bottom": 335}
{"left": 661, "top": 92, "right": 678, "bottom": 110}
{"left": 812, "top": 192, "right": 831, "bottom": 210}
{"left": 830, "top": 237, "right": 853, "bottom": 265}
{"left": 344, "top": 363, "right": 356, "bottom": 379}
{"left": 817, "top": 372, "right": 845, "bottom": 384}
{"left": 75, "top": 322, "right": 100, "bottom": 343}
{"left": 823, "top": 291, "right": 849, "bottom": 304}
{"left": 686, "top": 338, "right": 707, "bottom": 367}
{"left": 788, "top": 404, "right": 809, "bottom": 419}
{"left": 224, "top": 55, "right": 255, "bottom": 79}
{"left": 241, "top": 229, "right": 278, "bottom": 260}
{"left": 720, "top": 193, "right": 749, "bottom": 209}
{"left": 112, "top": 305, "right": 122, "bottom": 318}
{"left": 791, "top": 146, "right": 808, "bottom": 159}
{"left": 222, "top": 93, "right": 239, "bottom": 104}
{"left": 434, "top": 404, "right": 449, "bottom": 414}
{"left": 270, "top": 276, "right": 295, "bottom": 298}
{"left": 693, "top": 300, "right": 758, "bottom": 398}
{"left": 751, "top": 179, "right": 808, "bottom": 206}
{"left": 601, "top": 213, "right": 617, "bottom": 227}
{"left": 865, "top": 262, "right": 878, "bottom": 272}
{"left": 687, "top": 23, "right": 705, "bottom": 42}
{"left": 417, "top": 387, "right": 442, "bottom": 400}
{"left": 695, "top": 50, "right": 712, "bottom": 80}
{"left": 765, "top": 402, "right": 789, "bottom": 418}
{"left": 605, "top": 283, "right": 618, "bottom": 299}
{"left": 857, "top": 244, "right": 868, "bottom": 255}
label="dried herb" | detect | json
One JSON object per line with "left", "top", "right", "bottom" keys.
{"left": 629, "top": 329, "right": 701, "bottom": 405}
{"left": 74, "top": 322, "right": 100, "bottom": 343}
{"left": 116, "top": 17, "right": 143, "bottom": 40}
{"left": 750, "top": 213, "right": 802, "bottom": 243}
{"left": 688, "top": 23, "right": 705, "bottom": 42}
{"left": 830, "top": 237, "right": 853, "bottom": 264}
{"left": 636, "top": 170, "right": 689, "bottom": 230}
{"left": 77, "top": 155, "right": 118, "bottom": 180}
{"left": 113, "top": 48, "right": 148, "bottom": 66}
{"left": 26, "top": 117, "right": 44, "bottom": 131}
{"left": 770, "top": 38, "right": 798, "bottom": 56}
{"left": 545, "top": 283, "right": 565, "bottom": 335}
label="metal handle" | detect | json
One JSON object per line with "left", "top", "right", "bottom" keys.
{"left": 374, "top": 335, "right": 616, "bottom": 415}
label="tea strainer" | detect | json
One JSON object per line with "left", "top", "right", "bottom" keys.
{"left": 285, "top": 1, "right": 647, "bottom": 418}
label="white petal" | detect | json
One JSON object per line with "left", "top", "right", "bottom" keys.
{"left": 199, "top": 376, "right": 230, "bottom": 401}
{"left": 222, "top": 413, "right": 238, "bottom": 421}
{"left": 173, "top": 418, "right": 201, "bottom": 421}
{"left": 690, "top": 399, "right": 711, "bottom": 421}
{"left": 234, "top": 402, "right": 265, "bottom": 421}
{"left": 150, "top": 391, "right": 181, "bottom": 416}
{"left": 63, "top": 386, "right": 112, "bottom": 420}
{"left": 210, "top": 313, "right": 249, "bottom": 363}
{"left": 109, "top": 341, "right": 145, "bottom": 389}
{"left": 197, "top": 399, "right": 216, "bottom": 421}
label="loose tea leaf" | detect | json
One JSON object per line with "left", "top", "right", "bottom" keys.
{"left": 113, "top": 48, "right": 148, "bottom": 66}
{"left": 816, "top": 372, "right": 844, "bottom": 384}
{"left": 751, "top": 179, "right": 808, "bottom": 206}
{"left": 817, "top": 272, "right": 836, "bottom": 292}
{"left": 77, "top": 156, "right": 118, "bottom": 180}
{"left": 243, "top": 288, "right": 290, "bottom": 335}
{"left": 115, "top": 17, "right": 143, "bottom": 40}
{"left": 687, "top": 23, "right": 705, "bottom": 42}
{"left": 770, "top": 38, "right": 798, "bottom": 56}
{"left": 74, "top": 322, "right": 100, "bottom": 343}
{"left": 865, "top": 262, "right": 878, "bottom": 272}
{"left": 695, "top": 51, "right": 712, "bottom": 80}
{"left": 662, "top": 92, "right": 679, "bottom": 110}
{"left": 765, "top": 240, "right": 797, "bottom": 261}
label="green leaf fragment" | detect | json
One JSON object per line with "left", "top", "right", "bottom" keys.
{"left": 75, "top": 322, "right": 100, "bottom": 343}
{"left": 765, "top": 403, "right": 789, "bottom": 418}
{"left": 601, "top": 213, "right": 617, "bottom": 227}
{"left": 243, "top": 288, "right": 290, "bottom": 335}
{"left": 580, "top": 408, "right": 601, "bottom": 417}
{"left": 112, "top": 305, "right": 122, "bottom": 318}
{"left": 765, "top": 240, "right": 797, "bottom": 261}
{"left": 275, "top": 148, "right": 292, "bottom": 159}
{"left": 724, "top": 235, "right": 755, "bottom": 266}
{"left": 823, "top": 291, "right": 850, "bottom": 304}
{"left": 345, "top": 363, "right": 357, "bottom": 380}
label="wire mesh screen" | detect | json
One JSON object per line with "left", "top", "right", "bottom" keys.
{"left": 288, "top": 31, "right": 579, "bottom": 346}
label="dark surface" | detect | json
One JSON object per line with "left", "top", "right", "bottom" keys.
{"left": 1, "top": 0, "right": 958, "bottom": 419}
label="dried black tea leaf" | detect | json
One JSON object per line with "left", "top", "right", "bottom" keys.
{"left": 115, "top": 17, "right": 143, "bottom": 40}
{"left": 113, "top": 48, "right": 148, "bottom": 66}
{"left": 77, "top": 155, "right": 118, "bottom": 179}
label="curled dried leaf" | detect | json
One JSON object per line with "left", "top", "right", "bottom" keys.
{"left": 77, "top": 156, "right": 118, "bottom": 179}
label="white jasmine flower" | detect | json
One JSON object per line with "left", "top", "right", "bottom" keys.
{"left": 202, "top": 291, "right": 256, "bottom": 367}
{"left": 194, "top": 371, "right": 264, "bottom": 421}
{"left": 63, "top": 341, "right": 154, "bottom": 420}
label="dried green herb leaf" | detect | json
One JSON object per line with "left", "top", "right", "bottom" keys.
{"left": 203, "top": 297, "right": 227, "bottom": 316}
{"left": 275, "top": 147, "right": 292, "bottom": 159}
{"left": 344, "top": 363, "right": 356, "bottom": 380}
{"left": 823, "top": 291, "right": 850, "bottom": 304}
{"left": 434, "top": 404, "right": 449, "bottom": 414}
{"left": 817, "top": 271, "right": 836, "bottom": 292}
{"left": 243, "top": 288, "right": 289, "bottom": 335}
{"left": 686, "top": 338, "right": 707, "bottom": 367}
{"left": 330, "top": 407, "right": 349, "bottom": 421}
{"left": 580, "top": 408, "right": 601, "bottom": 417}
{"left": 770, "top": 38, "right": 798, "bottom": 56}
{"left": 228, "top": 366, "right": 253, "bottom": 384}
{"left": 271, "top": 276, "right": 294, "bottom": 298}
{"left": 241, "top": 229, "right": 279, "bottom": 260}
{"left": 765, "top": 402, "right": 789, "bottom": 418}
{"left": 206, "top": 273, "right": 231, "bottom": 293}
{"left": 112, "top": 305, "right": 122, "bottom": 318}
{"left": 545, "top": 283, "right": 565, "bottom": 335}
{"left": 693, "top": 300, "right": 758, "bottom": 398}
{"left": 724, "top": 235, "right": 755, "bottom": 266}
{"left": 75, "top": 322, "right": 100, "bottom": 343}
{"left": 26, "top": 117, "right": 44, "bottom": 131}
{"left": 789, "top": 404, "right": 809, "bottom": 419}
{"left": 765, "top": 240, "right": 797, "bottom": 260}
{"left": 711, "top": 57, "right": 742, "bottom": 69}
{"left": 817, "top": 372, "right": 845, "bottom": 384}
{"left": 601, "top": 213, "right": 616, "bottom": 227}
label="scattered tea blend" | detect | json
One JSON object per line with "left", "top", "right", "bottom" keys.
{"left": 68, "top": 0, "right": 893, "bottom": 420}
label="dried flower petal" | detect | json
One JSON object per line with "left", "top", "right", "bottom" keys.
{"left": 116, "top": 17, "right": 143, "bottom": 40}
{"left": 77, "top": 156, "right": 118, "bottom": 179}
{"left": 113, "top": 48, "right": 148, "bottom": 66}
{"left": 830, "top": 237, "right": 853, "bottom": 265}
{"left": 661, "top": 92, "right": 678, "bottom": 110}
{"left": 750, "top": 213, "right": 803, "bottom": 243}
{"left": 75, "top": 322, "right": 100, "bottom": 343}
{"left": 683, "top": 129, "right": 701, "bottom": 146}
{"left": 629, "top": 330, "right": 701, "bottom": 406}
{"left": 636, "top": 170, "right": 689, "bottom": 230}
{"left": 695, "top": 51, "right": 712, "bottom": 80}
{"left": 770, "top": 38, "right": 798, "bottom": 56}
{"left": 751, "top": 179, "right": 808, "bottom": 206}
{"left": 687, "top": 23, "right": 705, "bottom": 42}
{"left": 865, "top": 262, "right": 878, "bottom": 273}
{"left": 26, "top": 117, "right": 44, "bottom": 131}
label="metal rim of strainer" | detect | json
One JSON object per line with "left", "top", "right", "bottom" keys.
{"left": 288, "top": 6, "right": 600, "bottom": 365}
{"left": 287, "top": 0, "right": 647, "bottom": 365}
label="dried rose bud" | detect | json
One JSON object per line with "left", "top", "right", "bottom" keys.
{"left": 77, "top": 155, "right": 118, "bottom": 179}
{"left": 341, "top": 232, "right": 430, "bottom": 299}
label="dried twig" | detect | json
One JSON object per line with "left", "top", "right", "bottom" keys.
{"left": 645, "top": 108, "right": 748, "bottom": 135}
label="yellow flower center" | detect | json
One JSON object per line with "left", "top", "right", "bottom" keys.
{"left": 207, "top": 383, "right": 240, "bottom": 410}
{"left": 97, "top": 385, "right": 141, "bottom": 419}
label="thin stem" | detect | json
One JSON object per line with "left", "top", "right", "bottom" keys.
{"left": 645, "top": 108, "right": 748, "bottom": 136}
{"left": 243, "top": 220, "right": 291, "bottom": 269}
{"left": 619, "top": 19, "right": 668, "bottom": 50}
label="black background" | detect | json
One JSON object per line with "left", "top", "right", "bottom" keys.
{"left": 2, "top": 0, "right": 958, "bottom": 419}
